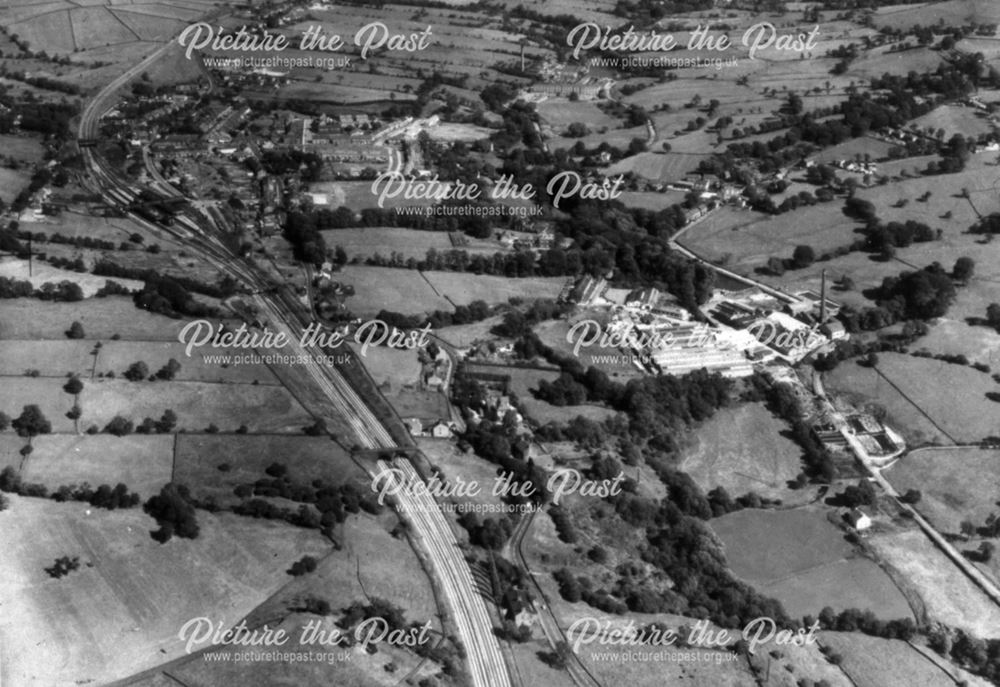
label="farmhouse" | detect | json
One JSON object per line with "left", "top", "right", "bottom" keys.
{"left": 844, "top": 508, "right": 872, "bottom": 531}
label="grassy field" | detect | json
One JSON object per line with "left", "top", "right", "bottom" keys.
{"left": 2, "top": 433, "right": 174, "bottom": 498}
{"left": 434, "top": 315, "right": 504, "bottom": 348}
{"left": 0, "top": 256, "right": 145, "bottom": 298}
{"left": 826, "top": 353, "right": 998, "bottom": 445}
{"left": 347, "top": 341, "right": 422, "bottom": 387}
{"left": 885, "top": 448, "right": 1000, "bottom": 534}
{"left": 0, "top": 297, "right": 186, "bottom": 341}
{"left": 869, "top": 527, "right": 1000, "bottom": 637}
{"left": 0, "top": 339, "right": 279, "bottom": 385}
{"left": 418, "top": 437, "right": 506, "bottom": 510}
{"left": 0, "top": 496, "right": 331, "bottom": 686}
{"left": 711, "top": 507, "right": 913, "bottom": 620}
{"left": 338, "top": 265, "right": 452, "bottom": 316}
{"left": 422, "top": 271, "right": 568, "bottom": 307}
{"left": 821, "top": 632, "right": 992, "bottom": 687}
{"left": 680, "top": 402, "right": 813, "bottom": 504}
{"left": 3, "top": 377, "right": 313, "bottom": 434}
{"left": 173, "top": 434, "right": 363, "bottom": 507}
{"left": 322, "top": 227, "right": 455, "bottom": 261}
{"left": 873, "top": 0, "right": 1000, "bottom": 29}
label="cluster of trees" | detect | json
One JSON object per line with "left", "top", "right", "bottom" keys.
{"left": 94, "top": 260, "right": 235, "bottom": 300}
{"left": 376, "top": 299, "right": 492, "bottom": 332}
{"left": 45, "top": 556, "right": 81, "bottom": 579}
{"left": 144, "top": 483, "right": 200, "bottom": 542}
{"left": 0, "top": 466, "right": 140, "bottom": 509}
{"left": 229, "top": 463, "right": 382, "bottom": 535}
{"left": 0, "top": 276, "right": 82, "bottom": 302}
{"left": 283, "top": 210, "right": 328, "bottom": 266}
{"left": 288, "top": 555, "right": 319, "bottom": 576}
{"left": 136, "top": 409, "right": 178, "bottom": 434}
{"left": 457, "top": 511, "right": 513, "bottom": 549}
{"left": 132, "top": 273, "right": 220, "bottom": 319}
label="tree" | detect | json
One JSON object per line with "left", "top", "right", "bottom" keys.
{"left": 12, "top": 405, "right": 51, "bottom": 441}
{"left": 979, "top": 541, "right": 995, "bottom": 563}
{"left": 953, "top": 256, "right": 975, "bottom": 283}
{"left": 155, "top": 358, "right": 182, "bottom": 381}
{"left": 792, "top": 244, "right": 815, "bottom": 268}
{"left": 63, "top": 376, "right": 83, "bottom": 395}
{"left": 289, "top": 555, "right": 319, "bottom": 576}
{"left": 66, "top": 321, "right": 85, "bottom": 339}
{"left": 960, "top": 519, "right": 977, "bottom": 539}
{"left": 145, "top": 483, "right": 199, "bottom": 541}
{"left": 124, "top": 361, "right": 149, "bottom": 381}
{"left": 900, "top": 489, "right": 922, "bottom": 504}
{"left": 987, "top": 303, "right": 1000, "bottom": 329}
{"left": 766, "top": 256, "right": 786, "bottom": 276}
{"left": 104, "top": 416, "right": 134, "bottom": 436}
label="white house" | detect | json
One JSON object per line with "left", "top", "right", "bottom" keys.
{"left": 845, "top": 508, "right": 872, "bottom": 531}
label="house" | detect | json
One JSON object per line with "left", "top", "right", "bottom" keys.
{"left": 844, "top": 508, "right": 872, "bottom": 531}
{"left": 820, "top": 321, "right": 847, "bottom": 340}
{"left": 428, "top": 421, "right": 453, "bottom": 439}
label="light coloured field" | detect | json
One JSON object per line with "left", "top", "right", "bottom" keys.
{"left": 338, "top": 265, "right": 452, "bottom": 316}
{"left": 536, "top": 100, "right": 619, "bottom": 132}
{"left": 434, "top": 315, "right": 504, "bottom": 348}
{"left": 0, "top": 496, "right": 331, "bottom": 686}
{"left": 827, "top": 352, "right": 998, "bottom": 445}
{"left": 821, "top": 632, "right": 992, "bottom": 687}
{"left": 712, "top": 507, "right": 913, "bottom": 620}
{"left": 869, "top": 527, "right": 1000, "bottom": 637}
{"left": 0, "top": 256, "right": 145, "bottom": 297}
{"left": 0, "top": 340, "right": 279, "bottom": 385}
{"left": 321, "top": 227, "right": 454, "bottom": 261}
{"left": 3, "top": 377, "right": 313, "bottom": 434}
{"left": 422, "top": 271, "right": 568, "bottom": 306}
{"left": 348, "top": 341, "right": 421, "bottom": 387}
{"left": 418, "top": 436, "right": 506, "bottom": 510}
{"left": 0, "top": 134, "right": 46, "bottom": 162}
{"left": 681, "top": 201, "right": 864, "bottom": 270}
{"left": 607, "top": 151, "right": 708, "bottom": 183}
{"left": 0, "top": 168, "right": 30, "bottom": 204}
{"left": 0, "top": 297, "right": 188, "bottom": 341}
{"left": 873, "top": 0, "right": 1000, "bottom": 29}
{"left": 71, "top": 5, "right": 138, "bottom": 49}
{"left": 912, "top": 104, "right": 994, "bottom": 139}
{"left": 885, "top": 448, "right": 1000, "bottom": 533}
{"left": 174, "top": 434, "right": 363, "bottom": 506}
{"left": 812, "top": 136, "right": 895, "bottom": 164}
{"left": 2, "top": 433, "right": 174, "bottom": 498}
{"left": 680, "top": 402, "right": 813, "bottom": 504}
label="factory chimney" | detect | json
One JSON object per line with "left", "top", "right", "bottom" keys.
{"left": 819, "top": 269, "right": 827, "bottom": 323}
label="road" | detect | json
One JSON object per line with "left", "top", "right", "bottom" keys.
{"left": 78, "top": 40, "right": 511, "bottom": 687}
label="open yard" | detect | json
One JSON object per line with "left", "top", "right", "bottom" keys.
{"left": 680, "top": 402, "right": 814, "bottom": 505}
{"left": 711, "top": 507, "right": 913, "bottom": 621}
{"left": 0, "top": 496, "right": 331, "bottom": 686}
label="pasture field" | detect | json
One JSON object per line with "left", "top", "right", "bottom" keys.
{"left": 617, "top": 189, "right": 688, "bottom": 211}
{"left": 913, "top": 104, "right": 994, "bottom": 139}
{"left": 0, "top": 340, "right": 279, "bottom": 385}
{"left": 0, "top": 296, "right": 187, "bottom": 341}
{"left": 421, "top": 271, "right": 568, "bottom": 306}
{"left": 24, "top": 210, "right": 166, "bottom": 245}
{"left": 0, "top": 134, "right": 46, "bottom": 162}
{"left": 679, "top": 402, "right": 813, "bottom": 504}
{"left": 884, "top": 448, "right": 1000, "bottom": 534}
{"left": 0, "top": 496, "right": 331, "bottom": 687}
{"left": 0, "top": 168, "right": 29, "bottom": 204}
{"left": 607, "top": 151, "right": 708, "bottom": 183}
{"left": 321, "top": 227, "right": 454, "bottom": 261}
{"left": 811, "top": 136, "right": 895, "bottom": 164}
{"left": 536, "top": 99, "right": 619, "bottom": 133}
{"left": 383, "top": 387, "right": 450, "bottom": 421}
{"left": 2, "top": 377, "right": 313, "bottom": 434}
{"left": 2, "top": 433, "right": 174, "bottom": 499}
{"left": 680, "top": 201, "right": 864, "bottom": 269}
{"left": 338, "top": 265, "right": 453, "bottom": 316}
{"left": 173, "top": 434, "right": 363, "bottom": 507}
{"left": 869, "top": 527, "right": 1000, "bottom": 637}
{"left": 826, "top": 353, "right": 998, "bottom": 445}
{"left": 820, "top": 632, "right": 992, "bottom": 687}
{"left": 434, "top": 315, "right": 504, "bottom": 348}
{"left": 0, "top": 256, "right": 145, "bottom": 297}
{"left": 711, "top": 507, "right": 913, "bottom": 620}
{"left": 418, "top": 437, "right": 506, "bottom": 510}
{"left": 873, "top": 0, "right": 1000, "bottom": 30}
{"left": 348, "top": 341, "right": 422, "bottom": 387}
